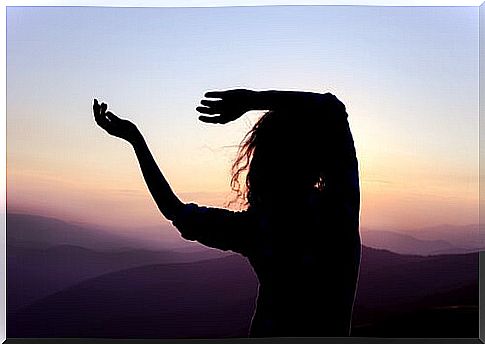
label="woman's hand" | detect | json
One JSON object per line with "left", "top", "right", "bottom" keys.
{"left": 196, "top": 89, "right": 258, "bottom": 124}
{"left": 93, "top": 99, "right": 141, "bottom": 144}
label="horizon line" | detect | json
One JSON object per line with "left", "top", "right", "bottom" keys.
{"left": 6, "top": 210, "right": 482, "bottom": 232}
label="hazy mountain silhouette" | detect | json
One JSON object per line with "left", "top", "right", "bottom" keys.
{"left": 7, "top": 213, "right": 478, "bottom": 337}
{"left": 9, "top": 254, "right": 259, "bottom": 338}
{"left": 8, "top": 212, "right": 231, "bottom": 312}
{"left": 352, "top": 246, "right": 478, "bottom": 336}
{"left": 412, "top": 224, "right": 484, "bottom": 251}
{"left": 361, "top": 225, "right": 484, "bottom": 255}
{"left": 7, "top": 213, "right": 194, "bottom": 251}
{"left": 8, "top": 245, "right": 478, "bottom": 338}
{"left": 353, "top": 247, "right": 477, "bottom": 315}
{"left": 362, "top": 230, "right": 458, "bottom": 255}
{"left": 8, "top": 243, "right": 230, "bottom": 312}
{"left": 10, "top": 211, "right": 482, "bottom": 257}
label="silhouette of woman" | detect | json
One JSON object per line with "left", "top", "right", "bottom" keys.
{"left": 93, "top": 89, "right": 361, "bottom": 337}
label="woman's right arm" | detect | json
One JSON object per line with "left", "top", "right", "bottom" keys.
{"left": 93, "top": 99, "right": 183, "bottom": 221}
{"left": 93, "top": 99, "right": 255, "bottom": 253}
{"left": 130, "top": 133, "right": 184, "bottom": 221}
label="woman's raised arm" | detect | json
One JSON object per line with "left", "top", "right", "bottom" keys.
{"left": 196, "top": 89, "right": 346, "bottom": 124}
{"left": 93, "top": 99, "right": 183, "bottom": 220}
{"left": 197, "top": 89, "right": 359, "bottom": 219}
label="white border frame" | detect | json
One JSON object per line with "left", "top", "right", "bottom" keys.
{"left": 3, "top": 1, "right": 483, "bottom": 343}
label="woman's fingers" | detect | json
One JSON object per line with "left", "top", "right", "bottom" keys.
{"left": 105, "top": 111, "right": 121, "bottom": 124}
{"left": 200, "top": 99, "right": 221, "bottom": 108}
{"left": 105, "top": 111, "right": 115, "bottom": 120}
{"left": 93, "top": 99, "right": 103, "bottom": 119}
{"left": 93, "top": 99, "right": 100, "bottom": 114}
{"left": 93, "top": 99, "right": 102, "bottom": 121}
{"left": 198, "top": 89, "right": 251, "bottom": 124}
{"left": 196, "top": 106, "right": 219, "bottom": 115}
{"left": 204, "top": 91, "right": 226, "bottom": 99}
{"left": 93, "top": 99, "right": 110, "bottom": 129}
{"left": 95, "top": 114, "right": 109, "bottom": 129}
{"left": 100, "top": 102, "right": 107, "bottom": 117}
{"left": 198, "top": 115, "right": 223, "bottom": 124}
{"left": 204, "top": 89, "right": 249, "bottom": 99}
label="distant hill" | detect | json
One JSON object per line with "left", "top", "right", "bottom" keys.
{"left": 361, "top": 230, "right": 458, "bottom": 255}
{"left": 354, "top": 247, "right": 478, "bottom": 317}
{"left": 8, "top": 244, "right": 230, "bottom": 312}
{"left": 7, "top": 212, "right": 195, "bottom": 251}
{"left": 8, "top": 246, "right": 478, "bottom": 338}
{"left": 6, "top": 212, "right": 479, "bottom": 338}
{"left": 362, "top": 224, "right": 484, "bottom": 255}
{"left": 8, "top": 255, "right": 259, "bottom": 338}
{"left": 10, "top": 212, "right": 484, "bottom": 256}
{"left": 413, "top": 224, "right": 484, "bottom": 253}
{"left": 7, "top": 212, "right": 233, "bottom": 312}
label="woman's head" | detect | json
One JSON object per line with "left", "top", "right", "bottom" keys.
{"left": 231, "top": 103, "right": 344, "bottom": 208}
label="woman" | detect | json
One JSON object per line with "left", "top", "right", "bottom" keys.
{"left": 93, "top": 89, "right": 361, "bottom": 337}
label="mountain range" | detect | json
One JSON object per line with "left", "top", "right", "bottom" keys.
{"left": 7, "top": 212, "right": 479, "bottom": 338}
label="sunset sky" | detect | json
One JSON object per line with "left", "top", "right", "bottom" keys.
{"left": 6, "top": 5, "right": 479, "bottom": 232}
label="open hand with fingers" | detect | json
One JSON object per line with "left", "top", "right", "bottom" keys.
{"left": 93, "top": 99, "right": 141, "bottom": 144}
{"left": 196, "top": 89, "right": 258, "bottom": 124}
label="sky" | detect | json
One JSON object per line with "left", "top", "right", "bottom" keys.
{"left": 6, "top": 5, "right": 479, "bottom": 232}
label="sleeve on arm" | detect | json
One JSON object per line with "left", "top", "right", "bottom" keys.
{"left": 171, "top": 203, "right": 255, "bottom": 256}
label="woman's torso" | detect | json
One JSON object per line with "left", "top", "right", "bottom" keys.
{"left": 245, "top": 189, "right": 361, "bottom": 337}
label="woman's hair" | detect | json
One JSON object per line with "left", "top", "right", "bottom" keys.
{"left": 230, "top": 107, "right": 336, "bottom": 209}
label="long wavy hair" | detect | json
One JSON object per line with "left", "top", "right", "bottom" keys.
{"left": 230, "top": 106, "right": 341, "bottom": 209}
